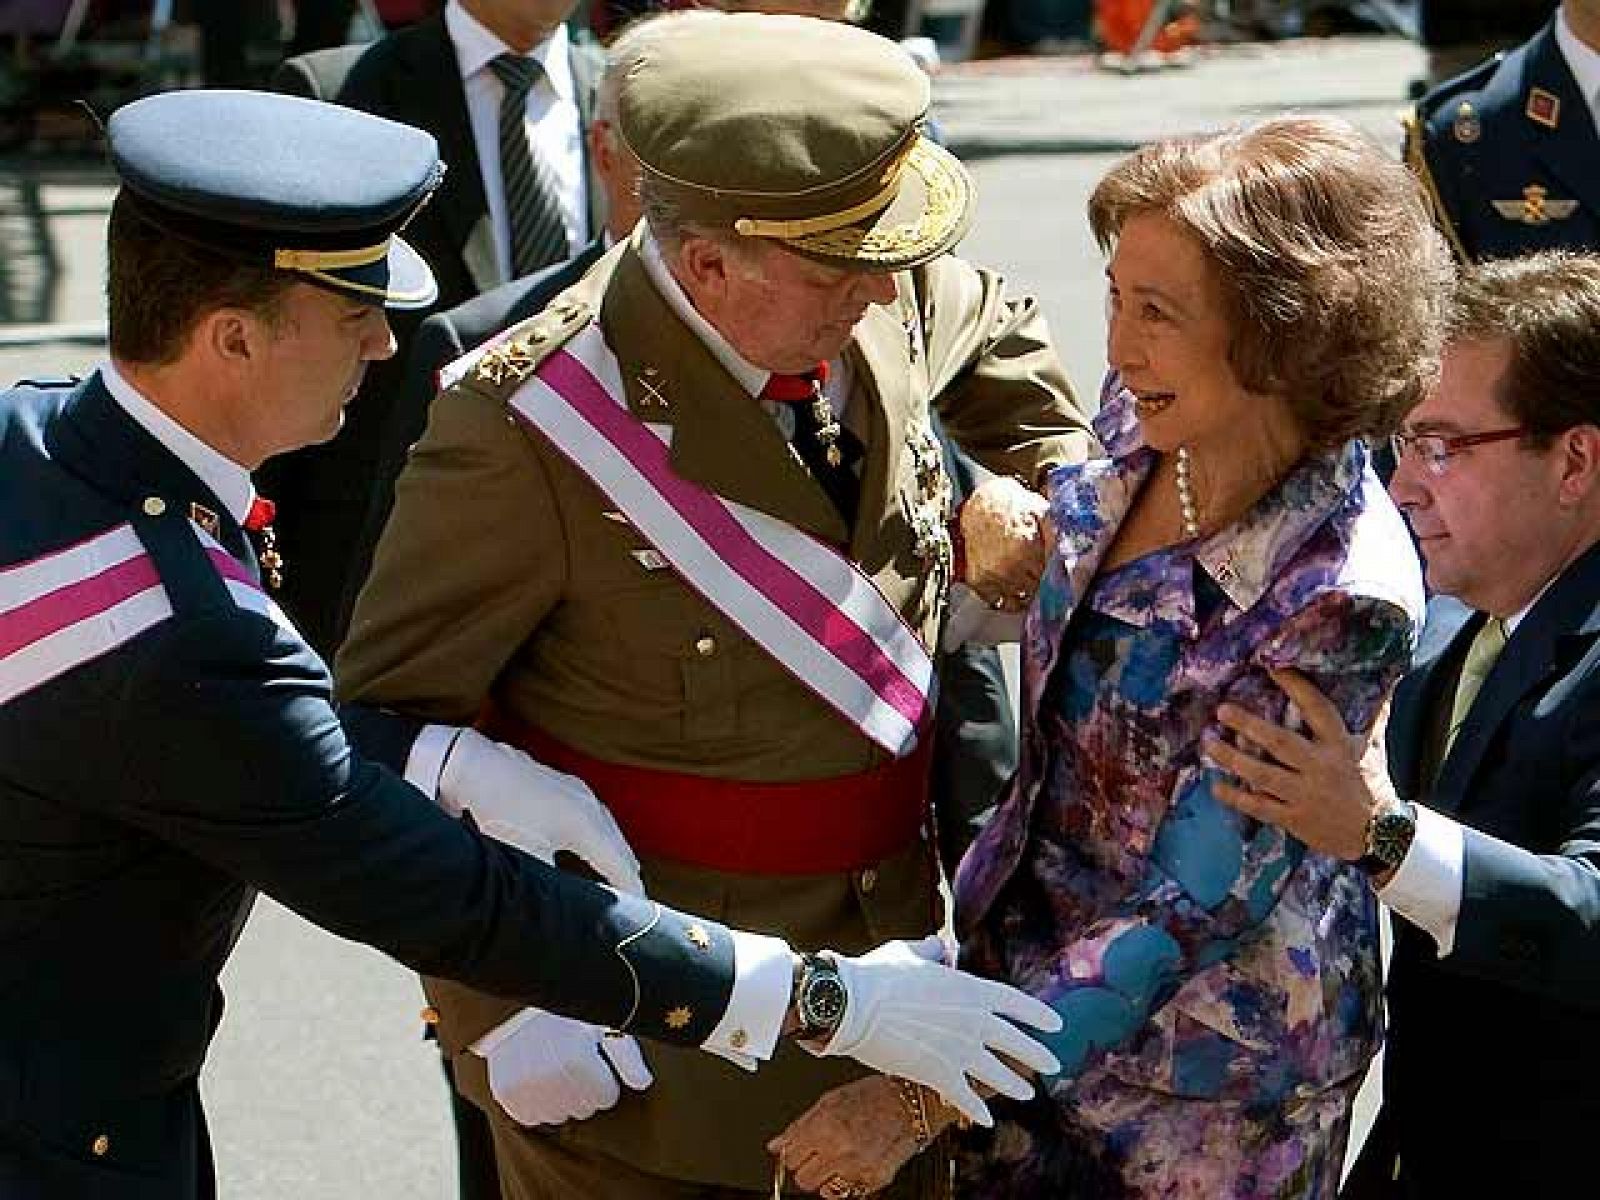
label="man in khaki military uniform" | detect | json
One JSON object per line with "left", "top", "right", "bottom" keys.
{"left": 338, "top": 13, "right": 1093, "bottom": 1199}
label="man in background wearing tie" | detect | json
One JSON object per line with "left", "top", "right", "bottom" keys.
{"left": 267, "top": 0, "right": 603, "bottom": 654}
{"left": 1209, "top": 251, "right": 1600, "bottom": 1198}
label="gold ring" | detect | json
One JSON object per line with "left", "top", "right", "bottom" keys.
{"left": 821, "top": 1175, "right": 867, "bottom": 1199}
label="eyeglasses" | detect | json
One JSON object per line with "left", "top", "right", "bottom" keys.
{"left": 1389, "top": 426, "right": 1529, "bottom": 477}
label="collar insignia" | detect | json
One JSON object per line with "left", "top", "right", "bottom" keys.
{"left": 1525, "top": 87, "right": 1561, "bottom": 129}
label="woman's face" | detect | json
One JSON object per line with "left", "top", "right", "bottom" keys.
{"left": 1105, "top": 211, "right": 1290, "bottom": 456}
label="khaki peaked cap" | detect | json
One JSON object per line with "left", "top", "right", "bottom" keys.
{"left": 618, "top": 13, "right": 973, "bottom": 270}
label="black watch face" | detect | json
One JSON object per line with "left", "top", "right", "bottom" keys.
{"left": 801, "top": 969, "right": 848, "bottom": 1032}
{"left": 1369, "top": 808, "right": 1416, "bottom": 867}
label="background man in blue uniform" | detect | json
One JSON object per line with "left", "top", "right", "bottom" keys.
{"left": 1407, "top": 0, "right": 1600, "bottom": 263}
{"left": 0, "top": 89, "right": 1060, "bottom": 1200}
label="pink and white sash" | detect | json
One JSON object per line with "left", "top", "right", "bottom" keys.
{"left": 0, "top": 522, "right": 282, "bottom": 706}
{"left": 506, "top": 322, "right": 934, "bottom": 758}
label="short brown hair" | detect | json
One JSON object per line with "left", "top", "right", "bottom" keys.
{"left": 1446, "top": 251, "right": 1600, "bottom": 444}
{"left": 1089, "top": 115, "right": 1455, "bottom": 448}
{"left": 107, "top": 192, "right": 293, "bottom": 365}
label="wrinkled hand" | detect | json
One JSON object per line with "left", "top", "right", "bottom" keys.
{"left": 473, "top": 1007, "right": 653, "bottom": 1127}
{"left": 440, "top": 729, "right": 644, "bottom": 894}
{"left": 959, "top": 476, "right": 1049, "bottom": 612}
{"left": 768, "top": 1076, "right": 918, "bottom": 1196}
{"left": 1206, "top": 669, "right": 1397, "bottom": 863}
{"left": 813, "top": 936, "right": 1061, "bottom": 1127}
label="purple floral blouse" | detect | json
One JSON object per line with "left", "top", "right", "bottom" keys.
{"left": 954, "top": 383, "right": 1424, "bottom": 1198}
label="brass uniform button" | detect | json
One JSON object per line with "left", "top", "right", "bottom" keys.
{"left": 91, "top": 1134, "right": 110, "bottom": 1157}
{"left": 141, "top": 496, "right": 166, "bottom": 517}
{"left": 857, "top": 868, "right": 878, "bottom": 894}
{"left": 694, "top": 635, "right": 717, "bottom": 658}
{"left": 730, "top": 1029, "right": 749, "bottom": 1051}
{"left": 665, "top": 1005, "right": 693, "bottom": 1030}
{"left": 420, "top": 1006, "right": 441, "bottom": 1026}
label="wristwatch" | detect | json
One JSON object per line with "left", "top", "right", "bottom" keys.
{"left": 792, "top": 953, "right": 849, "bottom": 1040}
{"left": 1359, "top": 799, "right": 1418, "bottom": 875}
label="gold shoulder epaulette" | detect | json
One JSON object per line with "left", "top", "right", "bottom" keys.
{"left": 1402, "top": 108, "right": 1470, "bottom": 265}
{"left": 474, "top": 298, "right": 593, "bottom": 388}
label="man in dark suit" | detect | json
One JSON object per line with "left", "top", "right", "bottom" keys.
{"left": 1406, "top": 2, "right": 1600, "bottom": 264}
{"left": 1210, "top": 251, "right": 1600, "bottom": 1198}
{"left": 0, "top": 88, "right": 1062, "bottom": 1200}
{"left": 266, "top": 0, "right": 605, "bottom": 654}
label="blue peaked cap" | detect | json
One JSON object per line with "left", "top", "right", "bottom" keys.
{"left": 108, "top": 89, "right": 443, "bottom": 309}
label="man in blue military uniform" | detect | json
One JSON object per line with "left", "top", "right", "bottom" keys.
{"left": 1406, "top": 0, "right": 1600, "bottom": 262}
{"left": 0, "top": 90, "right": 1060, "bottom": 1200}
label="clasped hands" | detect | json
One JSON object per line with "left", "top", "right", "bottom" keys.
{"left": 437, "top": 732, "right": 1065, "bottom": 1134}
{"left": 959, "top": 474, "right": 1051, "bottom": 613}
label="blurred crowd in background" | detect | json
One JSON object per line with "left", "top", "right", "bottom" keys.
{"left": 0, "top": 1, "right": 1557, "bottom": 150}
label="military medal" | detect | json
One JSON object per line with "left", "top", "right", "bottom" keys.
{"left": 1452, "top": 101, "right": 1481, "bottom": 144}
{"left": 243, "top": 495, "right": 283, "bottom": 590}
{"left": 809, "top": 374, "right": 844, "bottom": 468}
{"left": 1525, "top": 88, "right": 1560, "bottom": 130}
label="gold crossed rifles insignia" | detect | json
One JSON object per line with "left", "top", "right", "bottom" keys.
{"left": 1492, "top": 184, "right": 1579, "bottom": 226}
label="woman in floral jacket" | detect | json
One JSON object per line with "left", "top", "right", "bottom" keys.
{"left": 771, "top": 115, "right": 1453, "bottom": 1199}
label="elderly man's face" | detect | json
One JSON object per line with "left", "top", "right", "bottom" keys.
{"left": 690, "top": 239, "right": 899, "bottom": 373}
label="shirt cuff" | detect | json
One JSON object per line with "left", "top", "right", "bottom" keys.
{"left": 1378, "top": 803, "right": 1465, "bottom": 957}
{"left": 701, "top": 931, "right": 793, "bottom": 1071}
{"left": 405, "top": 723, "right": 465, "bottom": 810}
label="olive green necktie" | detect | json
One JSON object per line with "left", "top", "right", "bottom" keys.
{"left": 1443, "top": 616, "right": 1507, "bottom": 759}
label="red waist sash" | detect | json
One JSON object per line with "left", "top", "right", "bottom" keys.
{"left": 479, "top": 708, "right": 931, "bottom": 876}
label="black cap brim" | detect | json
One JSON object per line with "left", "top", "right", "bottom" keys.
{"left": 288, "top": 233, "right": 439, "bottom": 309}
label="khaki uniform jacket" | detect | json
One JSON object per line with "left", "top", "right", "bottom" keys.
{"left": 337, "top": 234, "right": 1093, "bottom": 1188}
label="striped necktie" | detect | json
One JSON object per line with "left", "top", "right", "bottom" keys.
{"left": 489, "top": 53, "right": 570, "bottom": 277}
{"left": 1443, "top": 616, "right": 1507, "bottom": 759}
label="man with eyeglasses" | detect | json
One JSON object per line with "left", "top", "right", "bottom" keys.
{"left": 1203, "top": 250, "right": 1600, "bottom": 1198}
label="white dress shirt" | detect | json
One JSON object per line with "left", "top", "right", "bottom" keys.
{"left": 446, "top": 1, "right": 587, "bottom": 285}
{"left": 101, "top": 361, "right": 257, "bottom": 526}
{"left": 1379, "top": 590, "right": 1552, "bottom": 956}
{"left": 1556, "top": 4, "right": 1600, "bottom": 132}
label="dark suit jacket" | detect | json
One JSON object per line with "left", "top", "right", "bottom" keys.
{"left": 346, "top": 238, "right": 607, "bottom": 625}
{"left": 0, "top": 376, "right": 736, "bottom": 1199}
{"left": 1356, "top": 545, "right": 1600, "bottom": 1197}
{"left": 1410, "top": 18, "right": 1600, "bottom": 263}
{"left": 262, "top": 17, "right": 603, "bottom": 655}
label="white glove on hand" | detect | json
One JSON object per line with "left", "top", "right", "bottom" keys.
{"left": 440, "top": 729, "right": 644, "bottom": 895}
{"left": 814, "top": 936, "right": 1062, "bottom": 1128}
{"left": 472, "top": 1007, "right": 653, "bottom": 1127}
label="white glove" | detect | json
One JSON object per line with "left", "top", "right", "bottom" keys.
{"left": 813, "top": 936, "right": 1062, "bottom": 1128}
{"left": 471, "top": 1007, "right": 653, "bottom": 1127}
{"left": 440, "top": 729, "right": 644, "bottom": 895}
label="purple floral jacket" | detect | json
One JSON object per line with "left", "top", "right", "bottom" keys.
{"left": 956, "top": 383, "right": 1424, "bottom": 1120}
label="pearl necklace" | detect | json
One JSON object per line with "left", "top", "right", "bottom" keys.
{"left": 1175, "top": 446, "right": 1201, "bottom": 540}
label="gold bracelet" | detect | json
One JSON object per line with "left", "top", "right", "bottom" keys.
{"left": 893, "top": 1077, "right": 932, "bottom": 1150}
